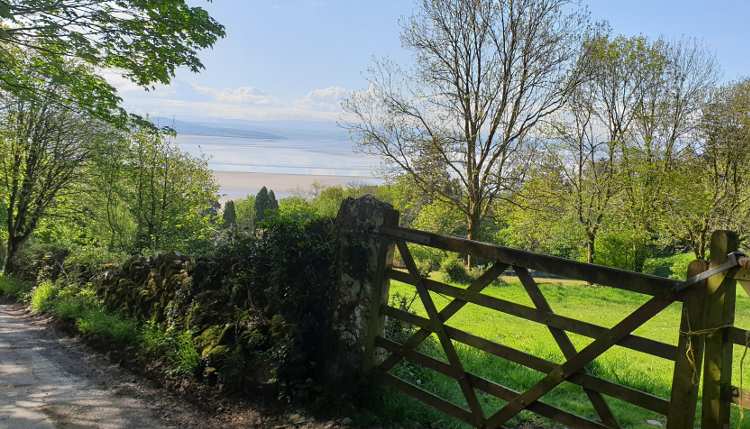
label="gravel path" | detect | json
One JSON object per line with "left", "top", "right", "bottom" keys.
{"left": 0, "top": 303, "right": 182, "bottom": 428}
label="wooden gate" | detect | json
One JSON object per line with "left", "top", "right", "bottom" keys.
{"left": 373, "top": 226, "right": 750, "bottom": 429}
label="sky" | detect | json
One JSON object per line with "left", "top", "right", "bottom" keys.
{"left": 111, "top": 0, "right": 750, "bottom": 124}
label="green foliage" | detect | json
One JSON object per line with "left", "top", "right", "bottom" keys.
{"left": 233, "top": 195, "right": 256, "bottom": 232}
{"left": 127, "top": 130, "right": 219, "bottom": 253}
{"left": 62, "top": 247, "right": 128, "bottom": 282}
{"left": 222, "top": 200, "right": 237, "bottom": 229}
{"left": 268, "top": 190, "right": 279, "bottom": 211}
{"left": 0, "top": 1, "right": 224, "bottom": 124}
{"left": 594, "top": 227, "right": 652, "bottom": 271}
{"left": 496, "top": 175, "right": 583, "bottom": 260}
{"left": 408, "top": 245, "right": 447, "bottom": 274}
{"left": 412, "top": 199, "right": 465, "bottom": 237}
{"left": 440, "top": 254, "right": 473, "bottom": 284}
{"left": 0, "top": 275, "right": 32, "bottom": 300}
{"left": 10, "top": 242, "right": 69, "bottom": 283}
{"left": 30, "top": 281, "right": 57, "bottom": 313}
{"left": 170, "top": 330, "right": 201, "bottom": 376}
{"left": 254, "top": 186, "right": 275, "bottom": 224}
{"left": 40, "top": 282, "right": 139, "bottom": 348}
{"left": 142, "top": 319, "right": 171, "bottom": 355}
{"left": 275, "top": 197, "right": 319, "bottom": 225}
{"left": 642, "top": 252, "right": 696, "bottom": 280}
{"left": 74, "top": 307, "right": 140, "bottom": 347}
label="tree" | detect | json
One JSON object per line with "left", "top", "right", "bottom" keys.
{"left": 127, "top": 129, "right": 218, "bottom": 253}
{"left": 544, "top": 35, "right": 683, "bottom": 264}
{"left": 546, "top": 85, "right": 619, "bottom": 264}
{"left": 344, "top": 0, "right": 590, "bottom": 259}
{"left": 0, "top": 0, "right": 225, "bottom": 124}
{"left": 222, "top": 200, "right": 237, "bottom": 229}
{"left": 662, "top": 80, "right": 750, "bottom": 259}
{"left": 234, "top": 195, "right": 255, "bottom": 232}
{"left": 619, "top": 38, "right": 717, "bottom": 266}
{"left": 255, "top": 187, "right": 269, "bottom": 224}
{"left": 0, "top": 86, "right": 104, "bottom": 273}
{"left": 268, "top": 190, "right": 279, "bottom": 211}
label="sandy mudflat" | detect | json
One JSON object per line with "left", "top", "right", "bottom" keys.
{"left": 213, "top": 170, "right": 380, "bottom": 200}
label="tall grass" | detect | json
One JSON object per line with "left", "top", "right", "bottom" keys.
{"left": 25, "top": 280, "right": 200, "bottom": 375}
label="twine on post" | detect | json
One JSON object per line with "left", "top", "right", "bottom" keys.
{"left": 679, "top": 309, "right": 750, "bottom": 428}
{"left": 679, "top": 306, "right": 733, "bottom": 385}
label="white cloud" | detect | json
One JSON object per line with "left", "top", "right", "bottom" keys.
{"left": 191, "top": 84, "right": 274, "bottom": 105}
{"left": 117, "top": 82, "right": 354, "bottom": 122}
{"left": 295, "top": 86, "right": 349, "bottom": 111}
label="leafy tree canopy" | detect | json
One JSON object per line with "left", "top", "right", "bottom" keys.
{"left": 0, "top": 0, "right": 225, "bottom": 124}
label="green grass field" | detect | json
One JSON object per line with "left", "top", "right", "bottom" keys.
{"left": 380, "top": 270, "right": 750, "bottom": 429}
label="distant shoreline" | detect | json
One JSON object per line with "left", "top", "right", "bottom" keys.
{"left": 213, "top": 170, "right": 382, "bottom": 200}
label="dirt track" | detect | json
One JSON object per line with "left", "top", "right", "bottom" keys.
{"left": 0, "top": 304, "right": 353, "bottom": 429}
{"left": 0, "top": 304, "right": 191, "bottom": 428}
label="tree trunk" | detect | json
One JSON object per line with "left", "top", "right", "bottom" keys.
{"left": 3, "top": 236, "right": 21, "bottom": 275}
{"left": 586, "top": 231, "right": 596, "bottom": 265}
{"left": 466, "top": 210, "right": 481, "bottom": 268}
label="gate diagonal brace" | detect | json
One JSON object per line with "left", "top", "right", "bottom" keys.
{"left": 395, "top": 241, "right": 486, "bottom": 427}
{"left": 514, "top": 266, "right": 619, "bottom": 429}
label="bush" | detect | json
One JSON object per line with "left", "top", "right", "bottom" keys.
{"left": 170, "top": 330, "right": 200, "bottom": 375}
{"left": 409, "top": 244, "right": 446, "bottom": 274}
{"left": 642, "top": 252, "right": 696, "bottom": 280}
{"left": 0, "top": 275, "right": 32, "bottom": 300}
{"left": 440, "top": 254, "right": 473, "bottom": 284}
{"left": 12, "top": 241, "right": 69, "bottom": 282}
{"left": 30, "top": 280, "right": 57, "bottom": 313}
{"left": 142, "top": 319, "right": 170, "bottom": 355}
{"left": 62, "top": 246, "right": 127, "bottom": 283}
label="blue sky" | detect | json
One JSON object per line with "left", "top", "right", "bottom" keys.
{"left": 111, "top": 0, "right": 750, "bottom": 123}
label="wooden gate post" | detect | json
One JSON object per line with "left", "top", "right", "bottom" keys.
{"left": 702, "top": 230, "right": 739, "bottom": 429}
{"left": 667, "top": 259, "right": 709, "bottom": 429}
{"left": 329, "top": 195, "right": 399, "bottom": 385}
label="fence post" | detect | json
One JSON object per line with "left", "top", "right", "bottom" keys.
{"left": 329, "top": 195, "right": 399, "bottom": 385}
{"left": 667, "top": 259, "right": 708, "bottom": 429}
{"left": 702, "top": 230, "right": 739, "bottom": 429}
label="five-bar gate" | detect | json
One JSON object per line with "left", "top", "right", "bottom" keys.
{"left": 373, "top": 226, "right": 749, "bottom": 429}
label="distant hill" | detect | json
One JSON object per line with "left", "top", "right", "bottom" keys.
{"left": 152, "top": 117, "right": 285, "bottom": 140}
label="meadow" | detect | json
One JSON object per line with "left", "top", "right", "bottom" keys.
{"left": 381, "top": 270, "right": 750, "bottom": 429}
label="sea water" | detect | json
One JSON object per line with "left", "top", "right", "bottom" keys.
{"left": 176, "top": 134, "right": 381, "bottom": 177}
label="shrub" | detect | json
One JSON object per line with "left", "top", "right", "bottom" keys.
{"left": 12, "top": 241, "right": 69, "bottom": 282}
{"left": 62, "top": 247, "right": 127, "bottom": 283}
{"left": 30, "top": 280, "right": 58, "bottom": 313}
{"left": 440, "top": 254, "right": 473, "bottom": 284}
{"left": 169, "top": 330, "right": 200, "bottom": 375}
{"left": 409, "top": 244, "right": 446, "bottom": 274}
{"left": 0, "top": 275, "right": 32, "bottom": 300}
{"left": 142, "top": 319, "right": 170, "bottom": 355}
{"left": 642, "top": 252, "right": 696, "bottom": 280}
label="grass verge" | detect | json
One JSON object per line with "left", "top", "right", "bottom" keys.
{"left": 20, "top": 279, "right": 201, "bottom": 375}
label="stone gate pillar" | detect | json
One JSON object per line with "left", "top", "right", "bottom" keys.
{"left": 329, "top": 195, "right": 399, "bottom": 385}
